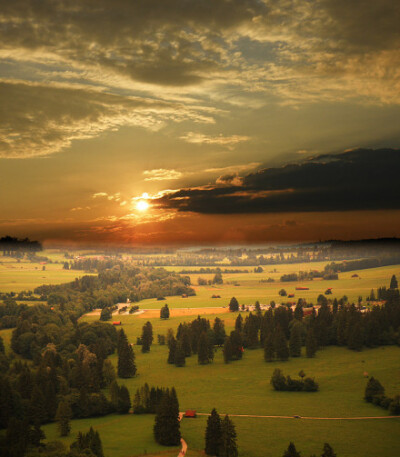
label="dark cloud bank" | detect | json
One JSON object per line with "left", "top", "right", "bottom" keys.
{"left": 155, "top": 149, "right": 400, "bottom": 214}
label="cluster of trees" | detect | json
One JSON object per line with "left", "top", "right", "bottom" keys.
{"left": 0, "top": 236, "right": 42, "bottom": 256}
{"left": 280, "top": 271, "right": 338, "bottom": 282}
{"left": 0, "top": 298, "right": 28, "bottom": 329}
{"left": 205, "top": 409, "right": 238, "bottom": 457}
{"left": 167, "top": 316, "right": 226, "bottom": 366}
{"left": 153, "top": 387, "right": 180, "bottom": 446}
{"left": 34, "top": 266, "right": 195, "bottom": 311}
{"left": 133, "top": 383, "right": 175, "bottom": 414}
{"left": 181, "top": 268, "right": 249, "bottom": 274}
{"left": 282, "top": 442, "right": 337, "bottom": 457}
{"left": 270, "top": 369, "right": 318, "bottom": 392}
{"left": 198, "top": 272, "right": 223, "bottom": 285}
{"left": 364, "top": 377, "right": 400, "bottom": 415}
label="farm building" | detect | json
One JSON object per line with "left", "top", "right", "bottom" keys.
{"left": 112, "top": 321, "right": 122, "bottom": 326}
{"left": 184, "top": 410, "right": 197, "bottom": 418}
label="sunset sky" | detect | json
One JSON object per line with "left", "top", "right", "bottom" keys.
{"left": 1, "top": 1, "right": 400, "bottom": 246}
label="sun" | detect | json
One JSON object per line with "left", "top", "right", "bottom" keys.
{"left": 136, "top": 200, "right": 150, "bottom": 211}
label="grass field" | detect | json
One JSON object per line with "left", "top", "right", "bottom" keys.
{"left": 0, "top": 251, "right": 94, "bottom": 293}
{"left": 42, "top": 340, "right": 400, "bottom": 457}
{"left": 2, "top": 256, "right": 400, "bottom": 456}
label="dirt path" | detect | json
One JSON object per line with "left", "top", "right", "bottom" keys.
{"left": 195, "top": 412, "right": 400, "bottom": 420}
{"left": 177, "top": 413, "right": 187, "bottom": 457}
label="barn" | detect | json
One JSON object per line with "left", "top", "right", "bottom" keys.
{"left": 112, "top": 321, "right": 122, "bottom": 326}
{"left": 184, "top": 410, "right": 197, "bottom": 418}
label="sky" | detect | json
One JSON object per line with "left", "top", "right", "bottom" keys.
{"left": 1, "top": 0, "right": 400, "bottom": 247}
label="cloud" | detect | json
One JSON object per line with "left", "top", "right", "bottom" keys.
{"left": 152, "top": 148, "right": 400, "bottom": 214}
{"left": 180, "top": 132, "right": 250, "bottom": 148}
{"left": 143, "top": 169, "right": 183, "bottom": 181}
{"left": 205, "top": 162, "right": 261, "bottom": 174}
{"left": 0, "top": 81, "right": 215, "bottom": 158}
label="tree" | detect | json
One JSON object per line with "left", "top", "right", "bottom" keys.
{"left": 99, "top": 308, "right": 112, "bottom": 321}
{"left": 289, "top": 321, "right": 302, "bottom": 357}
{"left": 234, "top": 314, "right": 243, "bottom": 332}
{"left": 167, "top": 336, "right": 177, "bottom": 364}
{"left": 364, "top": 377, "right": 384, "bottom": 402}
{"left": 55, "top": 400, "right": 72, "bottom": 436}
{"left": 153, "top": 390, "right": 181, "bottom": 446}
{"left": 141, "top": 321, "right": 153, "bottom": 353}
{"left": 223, "top": 337, "right": 233, "bottom": 364}
{"left": 306, "top": 327, "right": 317, "bottom": 358}
{"left": 160, "top": 304, "right": 170, "bottom": 319}
{"left": 174, "top": 341, "right": 186, "bottom": 367}
{"left": 102, "top": 359, "right": 116, "bottom": 386}
{"left": 279, "top": 289, "right": 287, "bottom": 297}
{"left": 117, "top": 330, "right": 137, "bottom": 378}
{"left": 271, "top": 368, "right": 287, "bottom": 391}
{"left": 213, "top": 317, "right": 226, "bottom": 346}
{"left": 390, "top": 275, "right": 398, "bottom": 289}
{"left": 264, "top": 332, "right": 275, "bottom": 362}
{"left": 117, "top": 385, "right": 131, "bottom": 414}
{"left": 205, "top": 408, "right": 222, "bottom": 456}
{"left": 29, "top": 420, "right": 46, "bottom": 447}
{"left": 198, "top": 331, "right": 211, "bottom": 365}
{"left": 274, "top": 326, "right": 289, "bottom": 361}
{"left": 219, "top": 415, "right": 238, "bottom": 457}
{"left": 213, "top": 272, "right": 223, "bottom": 284}
{"left": 321, "top": 443, "right": 336, "bottom": 457}
{"left": 389, "top": 395, "right": 400, "bottom": 415}
{"left": 229, "top": 297, "right": 239, "bottom": 312}
{"left": 282, "top": 442, "right": 301, "bottom": 457}
{"left": 29, "top": 385, "right": 47, "bottom": 424}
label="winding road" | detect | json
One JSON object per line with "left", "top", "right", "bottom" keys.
{"left": 195, "top": 412, "right": 400, "bottom": 420}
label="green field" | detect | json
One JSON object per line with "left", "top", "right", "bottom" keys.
{"left": 119, "top": 263, "right": 400, "bottom": 311}
{"left": 2, "top": 257, "right": 400, "bottom": 456}
{"left": 0, "top": 251, "right": 94, "bottom": 293}
{"left": 74, "top": 309, "right": 400, "bottom": 457}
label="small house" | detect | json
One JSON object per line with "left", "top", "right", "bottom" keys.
{"left": 112, "top": 321, "right": 122, "bottom": 326}
{"left": 184, "top": 410, "right": 197, "bottom": 418}
{"left": 181, "top": 294, "right": 188, "bottom": 298}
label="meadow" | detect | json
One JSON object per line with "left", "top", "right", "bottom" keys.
{"left": 1, "top": 254, "right": 400, "bottom": 457}
{"left": 0, "top": 250, "right": 94, "bottom": 293}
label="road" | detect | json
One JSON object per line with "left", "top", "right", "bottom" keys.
{"left": 195, "top": 412, "right": 400, "bottom": 420}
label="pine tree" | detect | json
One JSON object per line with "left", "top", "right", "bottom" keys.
{"left": 321, "top": 443, "right": 336, "bottom": 457}
{"left": 141, "top": 321, "right": 154, "bottom": 353}
{"left": 234, "top": 313, "right": 243, "bottom": 332}
{"left": 274, "top": 326, "right": 289, "bottom": 361}
{"left": 153, "top": 390, "right": 181, "bottom": 446}
{"left": 347, "top": 322, "right": 363, "bottom": 351}
{"left": 167, "top": 336, "right": 177, "bottom": 364}
{"left": 390, "top": 275, "right": 398, "bottom": 289}
{"left": 364, "top": 377, "right": 385, "bottom": 402}
{"left": 294, "top": 303, "right": 303, "bottom": 321}
{"left": 198, "top": 331, "right": 210, "bottom": 364}
{"left": 213, "top": 317, "right": 226, "bottom": 346}
{"left": 306, "top": 327, "right": 317, "bottom": 358}
{"left": 55, "top": 400, "right": 72, "bottom": 436}
{"left": 117, "top": 385, "right": 131, "bottom": 414}
{"left": 223, "top": 337, "right": 233, "bottom": 364}
{"left": 205, "top": 408, "right": 222, "bottom": 456}
{"left": 264, "top": 332, "right": 275, "bottom": 362}
{"left": 219, "top": 415, "right": 238, "bottom": 457}
{"left": 229, "top": 297, "right": 239, "bottom": 312}
{"left": 117, "top": 332, "right": 137, "bottom": 378}
{"left": 174, "top": 341, "right": 186, "bottom": 367}
{"left": 160, "top": 304, "right": 170, "bottom": 319}
{"left": 244, "top": 313, "right": 259, "bottom": 349}
{"left": 289, "top": 321, "right": 302, "bottom": 357}
{"left": 282, "top": 442, "right": 301, "bottom": 457}
{"left": 29, "top": 385, "right": 48, "bottom": 424}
